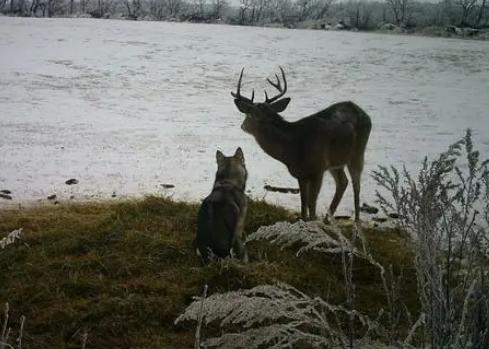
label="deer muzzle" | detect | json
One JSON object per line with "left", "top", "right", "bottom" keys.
{"left": 240, "top": 118, "right": 252, "bottom": 134}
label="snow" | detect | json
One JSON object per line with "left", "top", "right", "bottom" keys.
{"left": 1, "top": 17, "right": 489, "bottom": 217}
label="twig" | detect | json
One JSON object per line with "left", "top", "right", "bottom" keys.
{"left": 81, "top": 331, "right": 88, "bottom": 349}
{"left": 195, "top": 284, "right": 208, "bottom": 349}
{"left": 16, "top": 316, "right": 25, "bottom": 349}
{"left": 402, "top": 313, "right": 426, "bottom": 349}
{"left": 0, "top": 303, "right": 9, "bottom": 349}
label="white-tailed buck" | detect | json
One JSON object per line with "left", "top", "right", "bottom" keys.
{"left": 231, "top": 66, "right": 372, "bottom": 222}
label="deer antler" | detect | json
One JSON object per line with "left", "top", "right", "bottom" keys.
{"left": 264, "top": 66, "right": 287, "bottom": 104}
{"left": 231, "top": 68, "right": 254, "bottom": 104}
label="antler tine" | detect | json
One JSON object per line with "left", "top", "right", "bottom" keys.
{"left": 231, "top": 67, "right": 254, "bottom": 104}
{"left": 279, "top": 66, "right": 287, "bottom": 91}
{"left": 264, "top": 66, "right": 288, "bottom": 104}
{"left": 230, "top": 68, "right": 244, "bottom": 98}
{"left": 266, "top": 73, "right": 282, "bottom": 91}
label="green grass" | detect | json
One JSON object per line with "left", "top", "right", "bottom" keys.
{"left": 0, "top": 195, "right": 419, "bottom": 348}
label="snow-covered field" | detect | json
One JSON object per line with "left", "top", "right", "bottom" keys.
{"left": 1, "top": 17, "right": 489, "bottom": 217}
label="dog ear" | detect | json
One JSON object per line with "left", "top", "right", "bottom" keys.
{"left": 216, "top": 150, "right": 225, "bottom": 164}
{"left": 234, "top": 147, "right": 245, "bottom": 162}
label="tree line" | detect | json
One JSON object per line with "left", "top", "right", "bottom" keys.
{"left": 1, "top": 0, "right": 488, "bottom": 33}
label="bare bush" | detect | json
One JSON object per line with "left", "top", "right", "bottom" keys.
{"left": 373, "top": 128, "right": 489, "bottom": 348}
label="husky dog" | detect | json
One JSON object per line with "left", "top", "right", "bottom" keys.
{"left": 195, "top": 147, "right": 249, "bottom": 265}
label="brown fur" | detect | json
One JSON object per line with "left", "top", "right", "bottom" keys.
{"left": 232, "top": 67, "right": 372, "bottom": 222}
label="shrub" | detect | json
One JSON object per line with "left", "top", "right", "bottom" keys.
{"left": 373, "top": 128, "right": 489, "bottom": 348}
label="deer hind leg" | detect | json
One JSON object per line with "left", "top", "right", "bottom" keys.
{"left": 298, "top": 178, "right": 310, "bottom": 221}
{"left": 347, "top": 161, "right": 364, "bottom": 223}
{"left": 308, "top": 173, "right": 324, "bottom": 221}
{"left": 328, "top": 168, "right": 348, "bottom": 220}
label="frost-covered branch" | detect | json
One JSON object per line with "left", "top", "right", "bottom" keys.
{"left": 175, "top": 282, "right": 385, "bottom": 349}
{"left": 0, "top": 229, "right": 23, "bottom": 250}
{"left": 245, "top": 220, "right": 355, "bottom": 256}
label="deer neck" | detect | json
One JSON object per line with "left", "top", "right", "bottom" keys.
{"left": 252, "top": 118, "right": 295, "bottom": 165}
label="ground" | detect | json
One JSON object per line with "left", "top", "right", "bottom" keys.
{"left": 0, "top": 196, "right": 419, "bottom": 349}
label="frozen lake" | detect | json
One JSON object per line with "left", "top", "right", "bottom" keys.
{"left": 1, "top": 17, "right": 489, "bottom": 217}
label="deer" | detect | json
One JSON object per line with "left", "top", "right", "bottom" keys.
{"left": 230, "top": 66, "right": 372, "bottom": 223}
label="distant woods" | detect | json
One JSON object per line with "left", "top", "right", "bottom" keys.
{"left": 1, "top": 0, "right": 489, "bottom": 35}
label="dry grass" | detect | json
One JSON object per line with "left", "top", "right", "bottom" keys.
{"left": 0, "top": 195, "right": 418, "bottom": 349}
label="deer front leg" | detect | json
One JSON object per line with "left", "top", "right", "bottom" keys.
{"left": 327, "top": 169, "right": 348, "bottom": 221}
{"left": 298, "top": 178, "right": 310, "bottom": 221}
{"left": 308, "top": 173, "right": 324, "bottom": 221}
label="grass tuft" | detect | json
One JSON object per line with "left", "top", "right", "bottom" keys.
{"left": 1, "top": 195, "right": 418, "bottom": 348}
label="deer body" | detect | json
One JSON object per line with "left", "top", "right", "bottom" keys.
{"left": 232, "top": 67, "right": 372, "bottom": 222}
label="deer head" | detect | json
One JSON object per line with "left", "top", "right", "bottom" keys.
{"left": 231, "top": 66, "right": 291, "bottom": 135}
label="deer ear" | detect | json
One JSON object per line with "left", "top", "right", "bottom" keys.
{"left": 234, "top": 99, "right": 253, "bottom": 114}
{"left": 216, "top": 150, "right": 225, "bottom": 163}
{"left": 270, "top": 98, "right": 291, "bottom": 113}
{"left": 234, "top": 147, "right": 244, "bottom": 162}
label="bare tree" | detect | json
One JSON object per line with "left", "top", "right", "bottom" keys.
{"left": 80, "top": 0, "right": 90, "bottom": 12}
{"left": 296, "top": 0, "right": 315, "bottom": 20}
{"left": 191, "top": 0, "right": 206, "bottom": 19}
{"left": 17, "top": 0, "right": 28, "bottom": 14}
{"left": 211, "top": 0, "right": 227, "bottom": 19}
{"left": 30, "top": 0, "right": 63, "bottom": 17}
{"left": 49, "top": 0, "right": 63, "bottom": 16}
{"left": 164, "top": 0, "right": 183, "bottom": 17}
{"left": 477, "top": 0, "right": 489, "bottom": 24}
{"left": 455, "top": 0, "right": 478, "bottom": 25}
{"left": 96, "top": 0, "right": 120, "bottom": 17}
{"left": 6, "top": 0, "right": 28, "bottom": 14}
{"left": 347, "top": 0, "right": 374, "bottom": 29}
{"left": 293, "top": 0, "right": 333, "bottom": 21}
{"left": 123, "top": 0, "right": 141, "bottom": 18}
{"left": 475, "top": 0, "right": 488, "bottom": 24}
{"left": 311, "top": 0, "right": 334, "bottom": 20}
{"left": 97, "top": 0, "right": 102, "bottom": 16}
{"left": 148, "top": 0, "right": 165, "bottom": 19}
{"left": 386, "top": 0, "right": 414, "bottom": 25}
{"left": 238, "top": 0, "right": 252, "bottom": 23}
{"left": 271, "top": 0, "right": 296, "bottom": 24}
